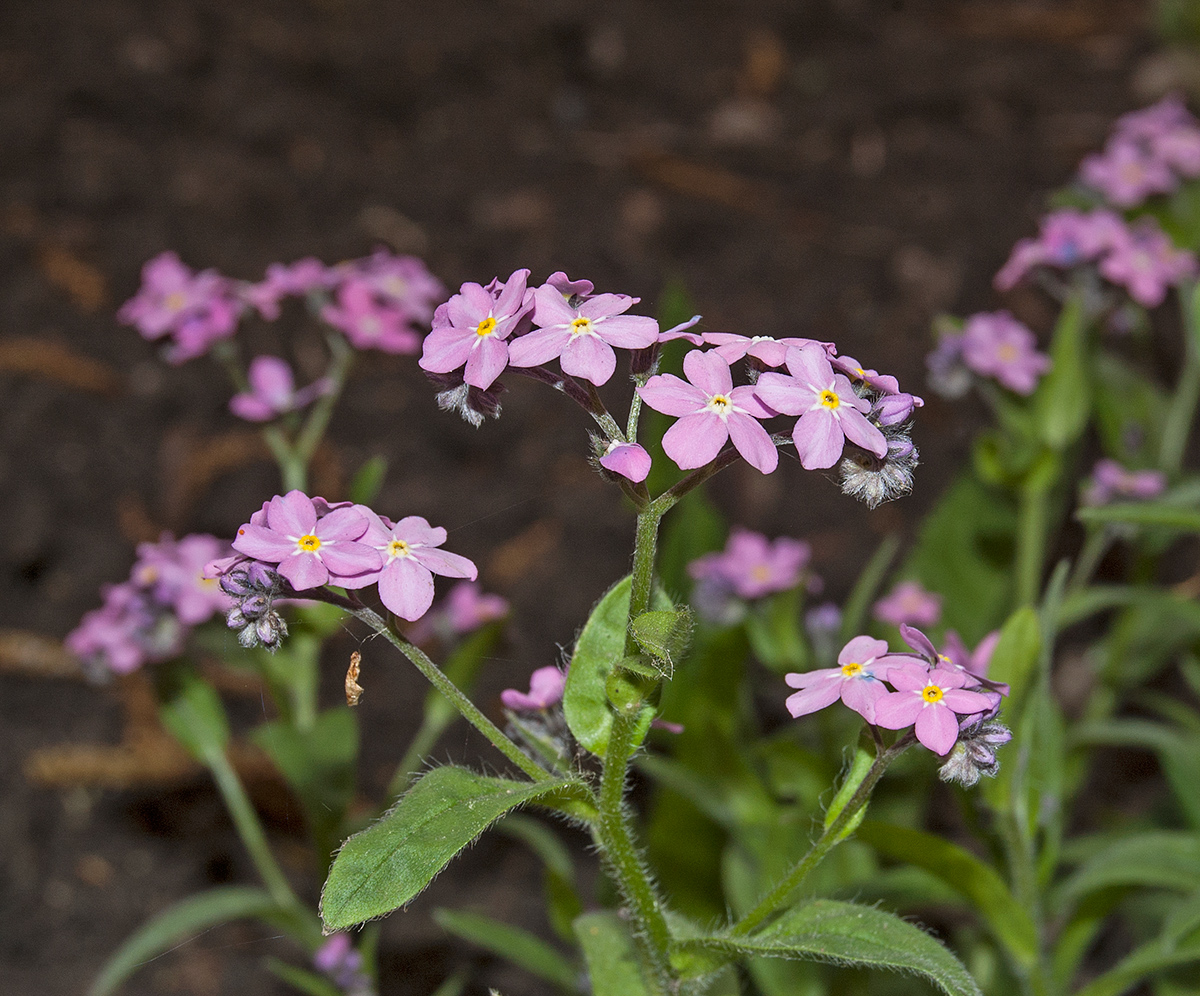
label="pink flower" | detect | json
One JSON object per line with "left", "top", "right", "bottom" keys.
{"left": 688, "top": 527, "right": 812, "bottom": 600}
{"left": 960, "top": 312, "right": 1051, "bottom": 395}
{"left": 993, "top": 209, "right": 1124, "bottom": 290}
{"left": 1081, "top": 139, "right": 1178, "bottom": 207}
{"left": 507, "top": 283, "right": 659, "bottom": 385}
{"left": 873, "top": 663, "right": 996, "bottom": 755}
{"left": 356, "top": 509, "right": 477, "bottom": 621}
{"left": 243, "top": 258, "right": 336, "bottom": 319}
{"left": 231, "top": 491, "right": 382, "bottom": 591}
{"left": 229, "top": 356, "right": 332, "bottom": 422}
{"left": 701, "top": 332, "right": 830, "bottom": 368}
{"left": 406, "top": 581, "right": 508, "bottom": 645}
{"left": 1082, "top": 458, "right": 1168, "bottom": 506}
{"left": 322, "top": 251, "right": 444, "bottom": 354}
{"left": 941, "top": 630, "right": 1001, "bottom": 681}
{"left": 1099, "top": 221, "right": 1197, "bottom": 308}
{"left": 830, "top": 354, "right": 901, "bottom": 395}
{"left": 419, "top": 269, "right": 533, "bottom": 389}
{"left": 118, "top": 252, "right": 240, "bottom": 363}
{"left": 132, "top": 533, "right": 232, "bottom": 626}
{"left": 873, "top": 580, "right": 942, "bottom": 628}
{"left": 501, "top": 666, "right": 566, "bottom": 711}
{"left": 784, "top": 635, "right": 895, "bottom": 723}
{"left": 599, "top": 441, "right": 652, "bottom": 482}
{"left": 754, "top": 345, "right": 887, "bottom": 470}
{"left": 637, "top": 350, "right": 779, "bottom": 473}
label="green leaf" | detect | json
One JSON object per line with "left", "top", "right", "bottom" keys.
{"left": 1077, "top": 502, "right": 1200, "bottom": 534}
{"left": 1092, "top": 353, "right": 1167, "bottom": 465}
{"left": 1073, "top": 894, "right": 1200, "bottom": 996}
{"left": 746, "top": 587, "right": 809, "bottom": 675}
{"left": 839, "top": 535, "right": 899, "bottom": 645}
{"left": 822, "top": 732, "right": 875, "bottom": 840}
{"left": 985, "top": 606, "right": 1041, "bottom": 708}
{"left": 676, "top": 899, "right": 981, "bottom": 996}
{"left": 1034, "top": 291, "right": 1091, "bottom": 450}
{"left": 321, "top": 767, "right": 573, "bottom": 930}
{"left": 252, "top": 707, "right": 358, "bottom": 870}
{"left": 435, "top": 908, "right": 581, "bottom": 992}
{"left": 855, "top": 821, "right": 1038, "bottom": 969}
{"left": 348, "top": 455, "right": 388, "bottom": 505}
{"left": 263, "top": 959, "right": 345, "bottom": 996}
{"left": 157, "top": 671, "right": 230, "bottom": 762}
{"left": 574, "top": 910, "right": 652, "bottom": 996}
{"left": 1052, "top": 832, "right": 1200, "bottom": 915}
{"left": 563, "top": 575, "right": 668, "bottom": 756}
{"left": 630, "top": 607, "right": 693, "bottom": 677}
{"left": 88, "top": 886, "right": 288, "bottom": 996}
{"left": 906, "top": 473, "right": 1016, "bottom": 642}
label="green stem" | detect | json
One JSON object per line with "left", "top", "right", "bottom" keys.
{"left": 730, "top": 737, "right": 908, "bottom": 936}
{"left": 349, "top": 605, "right": 553, "bottom": 783}
{"left": 294, "top": 334, "right": 354, "bottom": 472}
{"left": 625, "top": 509, "right": 664, "bottom": 655}
{"left": 1015, "top": 482, "right": 1050, "bottom": 608}
{"left": 205, "top": 748, "right": 314, "bottom": 934}
{"left": 1066, "top": 527, "right": 1113, "bottom": 593}
{"left": 1159, "top": 279, "right": 1200, "bottom": 475}
{"left": 594, "top": 709, "right": 673, "bottom": 993}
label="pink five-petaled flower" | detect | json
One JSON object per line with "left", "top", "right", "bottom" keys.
{"left": 419, "top": 269, "right": 533, "bottom": 390}
{"left": 637, "top": 350, "right": 779, "bottom": 473}
{"left": 784, "top": 635, "right": 895, "bottom": 723}
{"left": 599, "top": 441, "right": 652, "bottom": 482}
{"left": 688, "top": 527, "right": 811, "bottom": 599}
{"left": 229, "top": 356, "right": 332, "bottom": 422}
{"left": 500, "top": 666, "right": 566, "bottom": 711}
{"left": 507, "top": 284, "right": 659, "bottom": 385}
{"left": 1083, "top": 458, "right": 1168, "bottom": 506}
{"left": 1098, "top": 221, "right": 1197, "bottom": 308}
{"left": 231, "top": 491, "right": 381, "bottom": 591}
{"left": 874, "top": 663, "right": 997, "bottom": 755}
{"left": 355, "top": 509, "right": 477, "bottom": 621}
{"left": 960, "top": 312, "right": 1051, "bottom": 395}
{"left": 754, "top": 345, "right": 887, "bottom": 470}
{"left": 873, "top": 579, "right": 942, "bottom": 628}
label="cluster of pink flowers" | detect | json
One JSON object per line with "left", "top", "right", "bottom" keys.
{"left": 211, "top": 490, "right": 477, "bottom": 624}
{"left": 119, "top": 249, "right": 444, "bottom": 365}
{"left": 1080, "top": 94, "right": 1200, "bottom": 208}
{"left": 995, "top": 208, "right": 1196, "bottom": 309}
{"left": 229, "top": 355, "right": 332, "bottom": 422}
{"left": 419, "top": 270, "right": 922, "bottom": 504}
{"left": 66, "top": 534, "right": 232, "bottom": 675}
{"left": 1082, "top": 458, "right": 1168, "bottom": 506}
{"left": 927, "top": 311, "right": 1051, "bottom": 397}
{"left": 785, "top": 625, "right": 1008, "bottom": 759}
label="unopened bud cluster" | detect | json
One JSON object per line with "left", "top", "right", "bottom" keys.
{"left": 220, "top": 562, "right": 289, "bottom": 650}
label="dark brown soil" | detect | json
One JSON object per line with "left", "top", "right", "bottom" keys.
{"left": 0, "top": 1, "right": 1170, "bottom": 993}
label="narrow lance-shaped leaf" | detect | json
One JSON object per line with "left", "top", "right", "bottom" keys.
{"left": 673, "top": 899, "right": 982, "bottom": 996}
{"left": 855, "top": 821, "right": 1038, "bottom": 970}
{"left": 89, "top": 886, "right": 293, "bottom": 996}
{"left": 434, "top": 908, "right": 581, "bottom": 993}
{"left": 321, "top": 767, "right": 574, "bottom": 931}
{"left": 574, "top": 911, "right": 652, "bottom": 996}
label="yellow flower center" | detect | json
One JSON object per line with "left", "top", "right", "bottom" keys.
{"left": 475, "top": 316, "right": 497, "bottom": 337}
{"left": 708, "top": 394, "right": 732, "bottom": 415}
{"left": 388, "top": 539, "right": 410, "bottom": 559}
{"left": 165, "top": 291, "right": 187, "bottom": 312}
{"left": 922, "top": 684, "right": 944, "bottom": 704}
{"left": 298, "top": 534, "right": 321, "bottom": 552}
{"left": 997, "top": 344, "right": 1018, "bottom": 362}
{"left": 751, "top": 565, "right": 771, "bottom": 582}
{"left": 937, "top": 653, "right": 952, "bottom": 665}
{"left": 841, "top": 662, "right": 863, "bottom": 677}
{"left": 570, "top": 317, "right": 592, "bottom": 336}
{"left": 820, "top": 389, "right": 840, "bottom": 409}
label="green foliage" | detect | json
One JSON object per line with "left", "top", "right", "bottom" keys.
{"left": 434, "top": 908, "right": 581, "bottom": 992}
{"left": 320, "top": 767, "right": 573, "bottom": 930}
{"left": 89, "top": 887, "right": 295, "bottom": 996}
{"left": 562, "top": 574, "right": 670, "bottom": 756}
{"left": 674, "top": 899, "right": 982, "bottom": 996}
{"left": 348, "top": 454, "right": 388, "bottom": 505}
{"left": 630, "top": 606, "right": 694, "bottom": 678}
{"left": 855, "top": 822, "right": 1039, "bottom": 970}
{"left": 157, "top": 669, "right": 230, "bottom": 762}
{"left": 1033, "top": 292, "right": 1092, "bottom": 451}
{"left": 574, "top": 911, "right": 653, "bottom": 996}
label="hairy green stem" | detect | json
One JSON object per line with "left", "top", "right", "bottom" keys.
{"left": 349, "top": 605, "right": 553, "bottom": 783}
{"left": 595, "top": 709, "right": 673, "bottom": 993}
{"left": 731, "top": 737, "right": 909, "bottom": 936}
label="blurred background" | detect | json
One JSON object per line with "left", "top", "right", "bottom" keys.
{"left": 1, "top": 0, "right": 1195, "bottom": 992}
